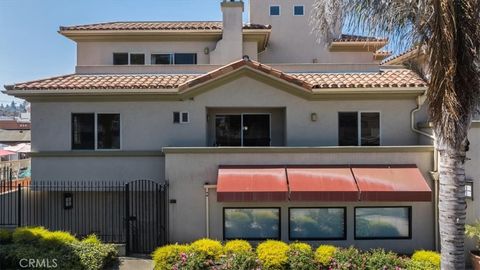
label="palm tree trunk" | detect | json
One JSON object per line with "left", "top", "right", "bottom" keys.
{"left": 438, "top": 139, "right": 468, "bottom": 269}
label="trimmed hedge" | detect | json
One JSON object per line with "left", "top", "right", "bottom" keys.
{"left": 0, "top": 227, "right": 117, "bottom": 270}
{"left": 152, "top": 239, "right": 440, "bottom": 270}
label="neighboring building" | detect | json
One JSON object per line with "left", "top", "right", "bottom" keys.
{"left": 5, "top": 0, "right": 477, "bottom": 256}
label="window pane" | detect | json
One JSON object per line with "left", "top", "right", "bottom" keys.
{"left": 361, "top": 112, "right": 380, "bottom": 146}
{"left": 215, "top": 115, "right": 241, "bottom": 146}
{"left": 97, "top": 114, "right": 120, "bottom": 150}
{"left": 224, "top": 208, "right": 280, "bottom": 240}
{"left": 173, "top": 112, "right": 180, "bottom": 123}
{"left": 72, "top": 114, "right": 94, "bottom": 150}
{"left": 290, "top": 208, "right": 345, "bottom": 240}
{"left": 174, "top": 53, "right": 197, "bottom": 64}
{"left": 151, "top": 54, "right": 173, "bottom": 65}
{"left": 130, "top": 53, "right": 145, "bottom": 65}
{"left": 181, "top": 112, "right": 189, "bottom": 123}
{"left": 339, "top": 112, "right": 358, "bottom": 146}
{"left": 294, "top": 6, "right": 304, "bottom": 15}
{"left": 355, "top": 207, "right": 410, "bottom": 239}
{"left": 113, "top": 53, "right": 128, "bottom": 65}
{"left": 270, "top": 6, "right": 280, "bottom": 15}
{"left": 243, "top": 114, "right": 270, "bottom": 146}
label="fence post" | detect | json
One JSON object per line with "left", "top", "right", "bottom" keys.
{"left": 125, "top": 183, "right": 130, "bottom": 256}
{"left": 17, "top": 184, "right": 21, "bottom": 227}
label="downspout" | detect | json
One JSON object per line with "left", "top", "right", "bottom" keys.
{"left": 204, "top": 184, "right": 217, "bottom": 238}
{"left": 411, "top": 93, "right": 440, "bottom": 251}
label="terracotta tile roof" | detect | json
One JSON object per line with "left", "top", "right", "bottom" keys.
{"left": 6, "top": 60, "right": 427, "bottom": 91}
{"left": 382, "top": 46, "right": 424, "bottom": 65}
{"left": 59, "top": 21, "right": 271, "bottom": 31}
{"left": 333, "top": 34, "right": 388, "bottom": 42}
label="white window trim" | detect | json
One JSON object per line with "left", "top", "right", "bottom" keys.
{"left": 180, "top": 111, "right": 190, "bottom": 124}
{"left": 269, "top": 5, "right": 281, "bottom": 16}
{"left": 214, "top": 113, "right": 272, "bottom": 147}
{"left": 71, "top": 112, "right": 122, "bottom": 151}
{"left": 293, "top": 5, "right": 305, "bottom": 16}
{"left": 358, "top": 111, "right": 381, "bottom": 146}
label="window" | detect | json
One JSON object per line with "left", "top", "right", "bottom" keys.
{"left": 215, "top": 114, "right": 270, "bottom": 146}
{"left": 71, "top": 113, "right": 120, "bottom": 150}
{"left": 174, "top": 53, "right": 197, "bottom": 64}
{"left": 130, "top": 53, "right": 145, "bottom": 65}
{"left": 97, "top": 114, "right": 121, "bottom": 150}
{"left": 294, "top": 5, "right": 304, "bottom": 16}
{"left": 466, "top": 181, "right": 473, "bottom": 199}
{"left": 173, "top": 112, "right": 189, "bottom": 124}
{"left": 113, "top": 53, "right": 128, "bottom": 65}
{"left": 338, "top": 112, "right": 380, "bottom": 146}
{"left": 270, "top": 5, "right": 280, "bottom": 16}
{"left": 72, "top": 114, "right": 95, "bottom": 150}
{"left": 151, "top": 54, "right": 173, "bottom": 65}
{"left": 224, "top": 208, "right": 280, "bottom": 240}
{"left": 355, "top": 207, "right": 411, "bottom": 239}
{"left": 289, "top": 208, "right": 346, "bottom": 240}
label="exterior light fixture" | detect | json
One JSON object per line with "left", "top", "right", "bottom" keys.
{"left": 204, "top": 47, "right": 210, "bottom": 55}
{"left": 466, "top": 180, "right": 473, "bottom": 200}
{"left": 64, "top": 193, "right": 73, "bottom": 210}
{"left": 311, "top": 113, "right": 318, "bottom": 122}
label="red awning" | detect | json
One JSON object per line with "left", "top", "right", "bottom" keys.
{"left": 0, "top": 150, "right": 14, "bottom": 157}
{"left": 217, "top": 167, "right": 288, "bottom": 202}
{"left": 352, "top": 166, "right": 432, "bottom": 202}
{"left": 288, "top": 167, "right": 359, "bottom": 201}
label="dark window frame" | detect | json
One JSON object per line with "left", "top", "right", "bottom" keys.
{"left": 71, "top": 113, "right": 121, "bottom": 151}
{"left": 354, "top": 206, "right": 412, "bottom": 240}
{"left": 293, "top": 5, "right": 304, "bottom": 16}
{"left": 71, "top": 113, "right": 95, "bottom": 150}
{"left": 173, "top": 111, "right": 189, "bottom": 124}
{"left": 113, "top": 53, "right": 129, "bottom": 65}
{"left": 338, "top": 111, "right": 381, "bottom": 146}
{"left": 129, "top": 53, "right": 146, "bottom": 65}
{"left": 288, "top": 207, "right": 347, "bottom": 241}
{"left": 151, "top": 53, "right": 174, "bottom": 65}
{"left": 223, "top": 207, "right": 281, "bottom": 241}
{"left": 270, "top": 5, "right": 280, "bottom": 16}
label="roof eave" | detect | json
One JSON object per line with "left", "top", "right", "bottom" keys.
{"left": 329, "top": 41, "right": 388, "bottom": 52}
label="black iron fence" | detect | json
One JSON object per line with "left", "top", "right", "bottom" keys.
{"left": 0, "top": 179, "right": 168, "bottom": 254}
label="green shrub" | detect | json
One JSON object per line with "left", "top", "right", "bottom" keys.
{"left": 12, "top": 226, "right": 50, "bottom": 243}
{"left": 224, "top": 240, "right": 252, "bottom": 254}
{"left": 287, "top": 242, "right": 316, "bottom": 270}
{"left": 190, "top": 238, "right": 223, "bottom": 260}
{"left": 315, "top": 245, "right": 337, "bottom": 267}
{"left": 410, "top": 250, "right": 440, "bottom": 270}
{"left": 152, "top": 244, "right": 190, "bottom": 270}
{"left": 256, "top": 240, "right": 289, "bottom": 270}
{"left": 82, "top": 234, "right": 101, "bottom": 244}
{"left": 0, "top": 228, "right": 13, "bottom": 244}
{"left": 366, "top": 249, "right": 406, "bottom": 270}
{"left": 71, "top": 240, "right": 118, "bottom": 270}
{"left": 41, "top": 230, "right": 78, "bottom": 246}
{"left": 219, "top": 250, "right": 258, "bottom": 270}
{"left": 331, "top": 246, "right": 366, "bottom": 269}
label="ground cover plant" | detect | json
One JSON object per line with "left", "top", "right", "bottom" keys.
{"left": 152, "top": 239, "right": 440, "bottom": 270}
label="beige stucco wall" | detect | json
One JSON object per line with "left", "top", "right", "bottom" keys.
{"left": 164, "top": 149, "right": 435, "bottom": 253}
{"left": 77, "top": 41, "right": 216, "bottom": 66}
{"left": 249, "top": 0, "right": 376, "bottom": 64}
{"left": 466, "top": 123, "right": 480, "bottom": 254}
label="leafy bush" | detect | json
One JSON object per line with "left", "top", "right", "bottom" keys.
{"left": 467, "top": 221, "right": 480, "bottom": 249}
{"left": 152, "top": 244, "right": 190, "bottom": 270}
{"left": 410, "top": 250, "right": 440, "bottom": 270}
{"left": 287, "top": 242, "right": 316, "bottom": 270}
{"left": 82, "top": 234, "right": 101, "bottom": 244}
{"left": 0, "top": 228, "right": 13, "bottom": 244}
{"left": 224, "top": 240, "right": 252, "bottom": 254}
{"left": 1, "top": 227, "right": 117, "bottom": 270}
{"left": 330, "top": 246, "right": 366, "bottom": 269}
{"left": 365, "top": 249, "right": 406, "bottom": 270}
{"left": 256, "top": 240, "right": 289, "bottom": 270}
{"left": 190, "top": 238, "right": 223, "bottom": 260}
{"left": 315, "top": 245, "right": 337, "bottom": 267}
{"left": 219, "top": 250, "right": 258, "bottom": 270}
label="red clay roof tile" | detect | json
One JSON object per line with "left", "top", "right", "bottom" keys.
{"left": 60, "top": 21, "right": 271, "bottom": 31}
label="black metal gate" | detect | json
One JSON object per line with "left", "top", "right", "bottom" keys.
{"left": 125, "top": 180, "right": 168, "bottom": 254}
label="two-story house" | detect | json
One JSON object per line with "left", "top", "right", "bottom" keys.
{"left": 4, "top": 0, "right": 479, "bottom": 256}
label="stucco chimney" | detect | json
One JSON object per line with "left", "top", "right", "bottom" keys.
{"left": 210, "top": 0, "right": 244, "bottom": 64}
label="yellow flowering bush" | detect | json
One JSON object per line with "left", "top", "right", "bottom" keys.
{"left": 256, "top": 240, "right": 289, "bottom": 270}
{"left": 315, "top": 245, "right": 337, "bottom": 267}
{"left": 190, "top": 238, "right": 223, "bottom": 260}
{"left": 152, "top": 244, "right": 190, "bottom": 270}
{"left": 224, "top": 240, "right": 252, "bottom": 254}
{"left": 410, "top": 250, "right": 440, "bottom": 270}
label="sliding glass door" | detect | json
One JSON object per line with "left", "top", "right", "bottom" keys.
{"left": 215, "top": 114, "right": 270, "bottom": 146}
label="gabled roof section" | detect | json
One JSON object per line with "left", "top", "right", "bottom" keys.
{"left": 382, "top": 46, "right": 426, "bottom": 65}
{"left": 5, "top": 60, "right": 427, "bottom": 100}
{"left": 60, "top": 21, "right": 271, "bottom": 31}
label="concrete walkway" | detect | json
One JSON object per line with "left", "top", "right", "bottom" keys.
{"left": 107, "top": 257, "right": 154, "bottom": 270}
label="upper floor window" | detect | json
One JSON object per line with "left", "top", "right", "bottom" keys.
{"left": 293, "top": 5, "right": 304, "bottom": 16}
{"left": 113, "top": 53, "right": 128, "bottom": 65}
{"left": 151, "top": 53, "right": 197, "bottom": 65}
{"left": 130, "top": 53, "right": 145, "bottom": 65}
{"left": 72, "top": 113, "right": 120, "bottom": 150}
{"left": 270, "top": 5, "right": 280, "bottom": 16}
{"left": 338, "top": 112, "right": 380, "bottom": 146}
